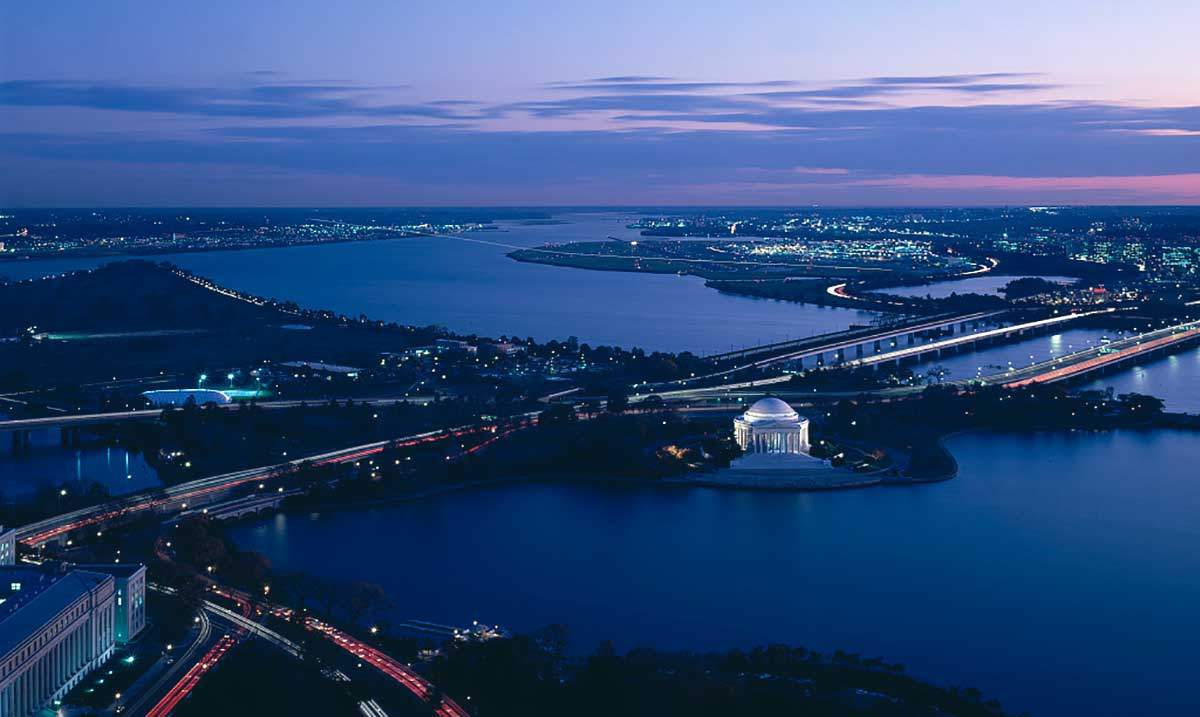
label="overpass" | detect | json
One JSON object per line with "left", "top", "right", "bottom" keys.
{"left": 701, "top": 311, "right": 1004, "bottom": 365}
{"left": 165, "top": 488, "right": 304, "bottom": 525}
{"left": 981, "top": 319, "right": 1200, "bottom": 388}
{"left": 637, "top": 310, "right": 1098, "bottom": 403}
{"left": 0, "top": 395, "right": 437, "bottom": 454}
{"left": 846, "top": 309, "right": 1112, "bottom": 368}
{"left": 643, "top": 310, "right": 1007, "bottom": 394}
{"left": 15, "top": 412, "right": 539, "bottom": 547}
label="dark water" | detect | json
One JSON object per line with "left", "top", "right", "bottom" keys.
{"left": 0, "top": 429, "right": 159, "bottom": 499}
{"left": 900, "top": 325, "right": 1200, "bottom": 413}
{"left": 884, "top": 274, "right": 1076, "bottom": 299}
{"left": 230, "top": 428, "right": 1200, "bottom": 717}
{"left": 1082, "top": 345, "right": 1200, "bottom": 414}
{"left": 0, "top": 213, "right": 875, "bottom": 355}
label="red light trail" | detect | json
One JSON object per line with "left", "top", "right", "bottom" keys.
{"left": 143, "top": 634, "right": 237, "bottom": 717}
{"left": 306, "top": 618, "right": 469, "bottom": 717}
{"left": 1005, "top": 328, "right": 1200, "bottom": 387}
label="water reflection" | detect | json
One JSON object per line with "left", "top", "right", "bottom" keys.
{"left": 0, "top": 429, "right": 159, "bottom": 499}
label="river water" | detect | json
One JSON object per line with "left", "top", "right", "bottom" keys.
{"left": 883, "top": 274, "right": 1077, "bottom": 299}
{"left": 0, "top": 212, "right": 875, "bottom": 356}
{"left": 0, "top": 430, "right": 160, "bottom": 500}
{"left": 8, "top": 212, "right": 1200, "bottom": 714}
{"left": 230, "top": 428, "right": 1200, "bottom": 717}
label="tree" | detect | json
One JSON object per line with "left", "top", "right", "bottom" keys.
{"left": 539, "top": 403, "right": 576, "bottom": 426}
{"left": 345, "top": 581, "right": 392, "bottom": 628}
{"left": 1117, "top": 392, "right": 1165, "bottom": 415}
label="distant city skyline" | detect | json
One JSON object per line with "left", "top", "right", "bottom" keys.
{"left": 2, "top": 0, "right": 1199, "bottom": 206}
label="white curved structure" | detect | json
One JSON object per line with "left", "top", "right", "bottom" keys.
{"left": 142, "top": 388, "right": 232, "bottom": 407}
{"left": 734, "top": 397, "right": 810, "bottom": 455}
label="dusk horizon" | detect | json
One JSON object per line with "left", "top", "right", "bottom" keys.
{"left": 5, "top": 2, "right": 1200, "bottom": 207}
{"left": 4, "top": 5, "right": 1200, "bottom": 717}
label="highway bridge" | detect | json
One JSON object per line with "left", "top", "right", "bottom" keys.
{"left": 639, "top": 310, "right": 1101, "bottom": 403}
{"left": 982, "top": 319, "right": 1200, "bottom": 388}
{"left": 1, "top": 395, "right": 436, "bottom": 454}
{"left": 847, "top": 309, "right": 1113, "bottom": 368}
{"left": 642, "top": 310, "right": 1007, "bottom": 395}
{"left": 164, "top": 488, "right": 304, "bottom": 526}
{"left": 701, "top": 311, "right": 1005, "bottom": 365}
{"left": 15, "top": 412, "right": 538, "bottom": 547}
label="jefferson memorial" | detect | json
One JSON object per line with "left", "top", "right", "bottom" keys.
{"left": 733, "top": 397, "right": 811, "bottom": 455}
{"left": 706, "top": 396, "right": 872, "bottom": 489}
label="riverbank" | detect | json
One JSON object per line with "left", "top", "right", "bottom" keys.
{"left": 225, "top": 426, "right": 1200, "bottom": 716}
{"left": 0, "top": 232, "right": 420, "bottom": 263}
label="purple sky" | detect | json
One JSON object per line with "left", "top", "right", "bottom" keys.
{"left": 2, "top": 1, "right": 1199, "bottom": 206}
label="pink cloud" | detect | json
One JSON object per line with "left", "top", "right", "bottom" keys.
{"left": 793, "top": 166, "right": 850, "bottom": 175}
{"left": 849, "top": 173, "right": 1200, "bottom": 202}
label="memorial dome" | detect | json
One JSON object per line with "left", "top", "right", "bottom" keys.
{"left": 742, "top": 397, "right": 800, "bottom": 425}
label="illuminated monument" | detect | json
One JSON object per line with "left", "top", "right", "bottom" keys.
{"left": 733, "top": 397, "right": 811, "bottom": 455}
{"left": 710, "top": 396, "right": 870, "bottom": 488}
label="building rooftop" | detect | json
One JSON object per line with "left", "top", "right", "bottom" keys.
{"left": 72, "top": 563, "right": 146, "bottom": 579}
{"left": 278, "top": 360, "right": 362, "bottom": 374}
{"left": 740, "top": 397, "right": 802, "bottom": 426}
{"left": 0, "top": 566, "right": 113, "bottom": 657}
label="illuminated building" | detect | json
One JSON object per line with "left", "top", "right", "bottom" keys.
{"left": 716, "top": 397, "right": 859, "bottom": 488}
{"left": 73, "top": 564, "right": 146, "bottom": 644}
{"left": 0, "top": 566, "right": 117, "bottom": 716}
{"left": 0, "top": 527, "right": 13, "bottom": 566}
{"left": 733, "top": 397, "right": 811, "bottom": 454}
{"left": 142, "top": 388, "right": 232, "bottom": 407}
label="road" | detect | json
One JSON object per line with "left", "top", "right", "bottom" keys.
{"left": 16, "top": 413, "right": 539, "bottom": 546}
{"left": 205, "top": 583, "right": 470, "bottom": 717}
{"left": 639, "top": 310, "right": 1005, "bottom": 394}
{"left": 122, "top": 609, "right": 213, "bottom": 716}
{"left": 992, "top": 319, "right": 1200, "bottom": 387}
{"left": 305, "top": 617, "right": 469, "bottom": 717}
{"left": 640, "top": 310, "right": 1104, "bottom": 403}
{"left": 846, "top": 309, "right": 1110, "bottom": 367}
{"left": 0, "top": 395, "right": 436, "bottom": 432}
{"left": 142, "top": 633, "right": 238, "bottom": 717}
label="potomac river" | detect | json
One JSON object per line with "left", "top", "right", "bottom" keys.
{"left": 231, "top": 428, "right": 1200, "bottom": 717}
{"left": 0, "top": 212, "right": 875, "bottom": 356}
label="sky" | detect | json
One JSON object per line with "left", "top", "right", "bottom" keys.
{"left": 2, "top": 0, "right": 1199, "bottom": 206}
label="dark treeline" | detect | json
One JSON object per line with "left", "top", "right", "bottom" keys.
{"left": 285, "top": 410, "right": 740, "bottom": 511}
{"left": 814, "top": 384, "right": 1167, "bottom": 480}
{"left": 128, "top": 397, "right": 513, "bottom": 481}
{"left": 430, "top": 634, "right": 1013, "bottom": 717}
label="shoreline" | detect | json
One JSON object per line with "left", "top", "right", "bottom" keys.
{"left": 0, "top": 231, "right": 471, "bottom": 265}
{"left": 260, "top": 416, "right": 1200, "bottom": 519}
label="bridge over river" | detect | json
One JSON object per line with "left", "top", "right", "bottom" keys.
{"left": 984, "top": 319, "right": 1200, "bottom": 388}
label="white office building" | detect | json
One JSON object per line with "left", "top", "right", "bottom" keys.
{"left": 0, "top": 567, "right": 117, "bottom": 716}
{"left": 0, "top": 527, "right": 14, "bottom": 567}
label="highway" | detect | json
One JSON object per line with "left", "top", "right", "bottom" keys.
{"left": 846, "top": 309, "right": 1110, "bottom": 367}
{"left": 0, "top": 395, "right": 436, "bottom": 432}
{"left": 990, "top": 319, "right": 1200, "bottom": 387}
{"left": 305, "top": 617, "right": 469, "bottom": 717}
{"left": 824, "top": 257, "right": 998, "bottom": 304}
{"left": 142, "top": 634, "right": 238, "bottom": 717}
{"left": 204, "top": 583, "right": 470, "bottom": 717}
{"left": 638, "top": 311, "right": 1006, "bottom": 395}
{"left": 123, "top": 608, "right": 215, "bottom": 717}
{"left": 639, "top": 310, "right": 1104, "bottom": 403}
{"left": 16, "top": 412, "right": 539, "bottom": 546}
{"left": 697, "top": 310, "right": 1004, "bottom": 367}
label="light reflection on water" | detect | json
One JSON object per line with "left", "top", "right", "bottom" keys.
{"left": 0, "top": 430, "right": 159, "bottom": 499}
